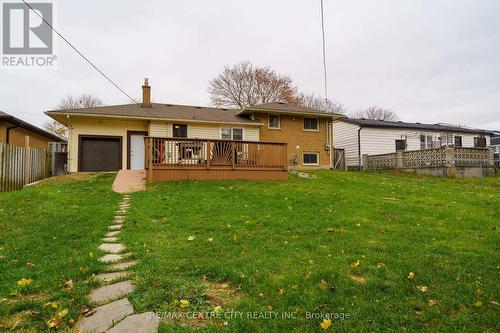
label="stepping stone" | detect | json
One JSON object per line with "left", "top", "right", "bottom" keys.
{"left": 89, "top": 280, "right": 134, "bottom": 304}
{"left": 77, "top": 298, "right": 134, "bottom": 333}
{"left": 94, "top": 271, "right": 130, "bottom": 283}
{"left": 106, "top": 231, "right": 121, "bottom": 237}
{"left": 99, "top": 254, "right": 124, "bottom": 263}
{"left": 109, "top": 225, "right": 123, "bottom": 231}
{"left": 106, "top": 312, "right": 159, "bottom": 333}
{"left": 114, "top": 216, "right": 126, "bottom": 221}
{"left": 107, "top": 260, "right": 137, "bottom": 271}
{"left": 103, "top": 237, "right": 118, "bottom": 243}
{"left": 99, "top": 243, "right": 125, "bottom": 254}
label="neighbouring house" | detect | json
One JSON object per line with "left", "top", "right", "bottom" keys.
{"left": 491, "top": 130, "right": 500, "bottom": 166}
{"left": 333, "top": 118, "right": 493, "bottom": 169}
{"left": 0, "top": 111, "right": 63, "bottom": 149}
{"left": 45, "top": 80, "right": 344, "bottom": 178}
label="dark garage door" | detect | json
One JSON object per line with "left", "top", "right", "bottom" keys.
{"left": 79, "top": 136, "right": 122, "bottom": 172}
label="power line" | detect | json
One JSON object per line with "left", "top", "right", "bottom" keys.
{"left": 21, "top": 0, "right": 137, "bottom": 103}
{"left": 320, "top": 0, "right": 328, "bottom": 102}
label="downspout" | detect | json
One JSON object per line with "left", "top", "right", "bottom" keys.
{"left": 6, "top": 123, "right": 20, "bottom": 144}
{"left": 357, "top": 126, "right": 363, "bottom": 170}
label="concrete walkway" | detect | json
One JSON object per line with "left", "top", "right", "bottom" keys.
{"left": 77, "top": 194, "right": 159, "bottom": 333}
{"left": 112, "top": 170, "right": 146, "bottom": 194}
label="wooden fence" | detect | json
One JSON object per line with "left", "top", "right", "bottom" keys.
{"left": 145, "top": 137, "right": 289, "bottom": 181}
{"left": 0, "top": 142, "right": 50, "bottom": 192}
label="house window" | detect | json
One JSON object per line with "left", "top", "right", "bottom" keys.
{"left": 221, "top": 128, "right": 243, "bottom": 141}
{"left": 395, "top": 139, "right": 406, "bottom": 151}
{"left": 173, "top": 124, "right": 187, "bottom": 138}
{"left": 303, "top": 118, "right": 319, "bottom": 131}
{"left": 454, "top": 136, "right": 462, "bottom": 147}
{"left": 420, "top": 135, "right": 426, "bottom": 149}
{"left": 427, "top": 135, "right": 434, "bottom": 149}
{"left": 303, "top": 152, "right": 319, "bottom": 165}
{"left": 268, "top": 115, "right": 280, "bottom": 129}
{"left": 474, "top": 137, "right": 486, "bottom": 148}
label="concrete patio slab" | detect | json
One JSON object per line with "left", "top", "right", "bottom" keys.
{"left": 89, "top": 280, "right": 134, "bottom": 304}
{"left": 112, "top": 170, "right": 146, "bottom": 194}
{"left": 77, "top": 298, "right": 134, "bottom": 333}
{"left": 94, "top": 271, "right": 131, "bottom": 283}
{"left": 99, "top": 243, "right": 125, "bottom": 253}
{"left": 106, "top": 312, "right": 159, "bottom": 333}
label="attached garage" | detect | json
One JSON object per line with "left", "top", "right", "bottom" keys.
{"left": 79, "top": 136, "right": 122, "bottom": 172}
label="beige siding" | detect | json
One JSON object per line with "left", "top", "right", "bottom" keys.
{"left": 149, "top": 121, "right": 171, "bottom": 137}
{"left": 67, "top": 117, "right": 148, "bottom": 172}
{"left": 244, "top": 126, "right": 259, "bottom": 141}
{"left": 188, "top": 124, "right": 220, "bottom": 139}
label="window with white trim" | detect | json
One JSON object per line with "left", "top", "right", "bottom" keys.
{"left": 303, "top": 152, "right": 319, "bottom": 165}
{"left": 268, "top": 115, "right": 280, "bottom": 129}
{"left": 303, "top": 117, "right": 319, "bottom": 130}
{"left": 221, "top": 128, "right": 243, "bottom": 141}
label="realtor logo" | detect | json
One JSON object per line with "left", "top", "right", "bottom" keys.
{"left": 1, "top": 1, "right": 56, "bottom": 67}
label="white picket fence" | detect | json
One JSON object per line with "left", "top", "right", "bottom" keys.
{"left": 0, "top": 143, "right": 50, "bottom": 192}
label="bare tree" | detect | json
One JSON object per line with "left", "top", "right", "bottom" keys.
{"left": 299, "top": 93, "right": 346, "bottom": 114}
{"left": 351, "top": 106, "right": 398, "bottom": 121}
{"left": 44, "top": 94, "right": 104, "bottom": 140}
{"left": 208, "top": 61, "right": 301, "bottom": 108}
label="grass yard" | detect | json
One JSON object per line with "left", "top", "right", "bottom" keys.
{"left": 122, "top": 171, "right": 500, "bottom": 332}
{"left": 0, "top": 173, "right": 121, "bottom": 332}
{"left": 0, "top": 171, "right": 498, "bottom": 332}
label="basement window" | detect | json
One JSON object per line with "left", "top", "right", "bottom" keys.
{"left": 303, "top": 152, "right": 319, "bottom": 165}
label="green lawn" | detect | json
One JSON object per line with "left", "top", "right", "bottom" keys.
{"left": 0, "top": 174, "right": 121, "bottom": 332}
{"left": 122, "top": 171, "right": 500, "bottom": 332}
{"left": 0, "top": 171, "right": 498, "bottom": 332}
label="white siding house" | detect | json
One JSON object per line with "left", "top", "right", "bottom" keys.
{"left": 333, "top": 119, "right": 492, "bottom": 169}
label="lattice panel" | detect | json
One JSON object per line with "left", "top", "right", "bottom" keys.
{"left": 402, "top": 148, "right": 446, "bottom": 168}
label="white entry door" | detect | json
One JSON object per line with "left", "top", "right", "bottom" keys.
{"left": 130, "top": 134, "right": 145, "bottom": 169}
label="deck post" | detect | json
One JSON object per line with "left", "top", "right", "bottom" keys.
{"left": 147, "top": 138, "right": 153, "bottom": 182}
{"left": 206, "top": 140, "right": 211, "bottom": 169}
{"left": 232, "top": 141, "right": 235, "bottom": 169}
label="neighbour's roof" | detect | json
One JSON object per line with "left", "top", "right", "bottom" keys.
{"left": 0, "top": 110, "right": 64, "bottom": 141}
{"left": 342, "top": 118, "right": 493, "bottom": 135}
{"left": 45, "top": 103, "right": 261, "bottom": 125}
{"left": 239, "top": 102, "right": 345, "bottom": 118}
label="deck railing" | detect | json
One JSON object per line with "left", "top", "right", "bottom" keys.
{"left": 145, "top": 137, "right": 288, "bottom": 178}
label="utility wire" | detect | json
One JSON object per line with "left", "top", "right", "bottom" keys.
{"left": 320, "top": 0, "right": 328, "bottom": 102}
{"left": 22, "top": 0, "right": 137, "bottom": 103}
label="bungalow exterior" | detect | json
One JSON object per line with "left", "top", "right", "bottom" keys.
{"left": 333, "top": 118, "right": 493, "bottom": 169}
{"left": 45, "top": 80, "right": 343, "bottom": 179}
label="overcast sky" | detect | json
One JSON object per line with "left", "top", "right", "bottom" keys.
{"left": 1, "top": 0, "right": 499, "bottom": 129}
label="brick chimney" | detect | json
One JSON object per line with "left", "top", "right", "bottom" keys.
{"left": 142, "top": 78, "right": 151, "bottom": 108}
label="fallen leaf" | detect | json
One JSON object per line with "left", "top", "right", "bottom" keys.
{"left": 187, "top": 236, "right": 195, "bottom": 241}
{"left": 64, "top": 280, "right": 74, "bottom": 290}
{"left": 56, "top": 309, "right": 68, "bottom": 318}
{"left": 428, "top": 299, "right": 437, "bottom": 307}
{"left": 473, "top": 301, "right": 482, "bottom": 308}
{"left": 351, "top": 260, "right": 361, "bottom": 268}
{"left": 320, "top": 318, "right": 332, "bottom": 330}
{"left": 267, "top": 304, "right": 273, "bottom": 311}
{"left": 46, "top": 316, "right": 62, "bottom": 329}
{"left": 16, "top": 278, "right": 32, "bottom": 287}
{"left": 279, "top": 288, "right": 285, "bottom": 295}
{"left": 488, "top": 300, "right": 499, "bottom": 306}
{"left": 319, "top": 279, "right": 328, "bottom": 289}
{"left": 179, "top": 299, "right": 190, "bottom": 308}
{"left": 82, "top": 308, "right": 96, "bottom": 317}
{"left": 416, "top": 285, "right": 428, "bottom": 293}
{"left": 407, "top": 272, "right": 415, "bottom": 280}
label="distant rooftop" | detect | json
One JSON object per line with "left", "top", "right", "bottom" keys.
{"left": 239, "top": 102, "right": 345, "bottom": 117}
{"left": 1, "top": 110, "right": 64, "bottom": 141}
{"left": 343, "top": 118, "right": 493, "bottom": 135}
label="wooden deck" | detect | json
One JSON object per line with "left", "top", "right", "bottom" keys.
{"left": 145, "top": 137, "right": 288, "bottom": 181}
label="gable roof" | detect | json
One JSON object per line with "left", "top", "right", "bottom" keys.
{"left": 238, "top": 102, "right": 345, "bottom": 118}
{"left": 0, "top": 110, "right": 64, "bottom": 141}
{"left": 45, "top": 103, "right": 261, "bottom": 126}
{"left": 341, "top": 118, "right": 493, "bottom": 135}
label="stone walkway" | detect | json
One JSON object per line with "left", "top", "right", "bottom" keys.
{"left": 76, "top": 194, "right": 159, "bottom": 333}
